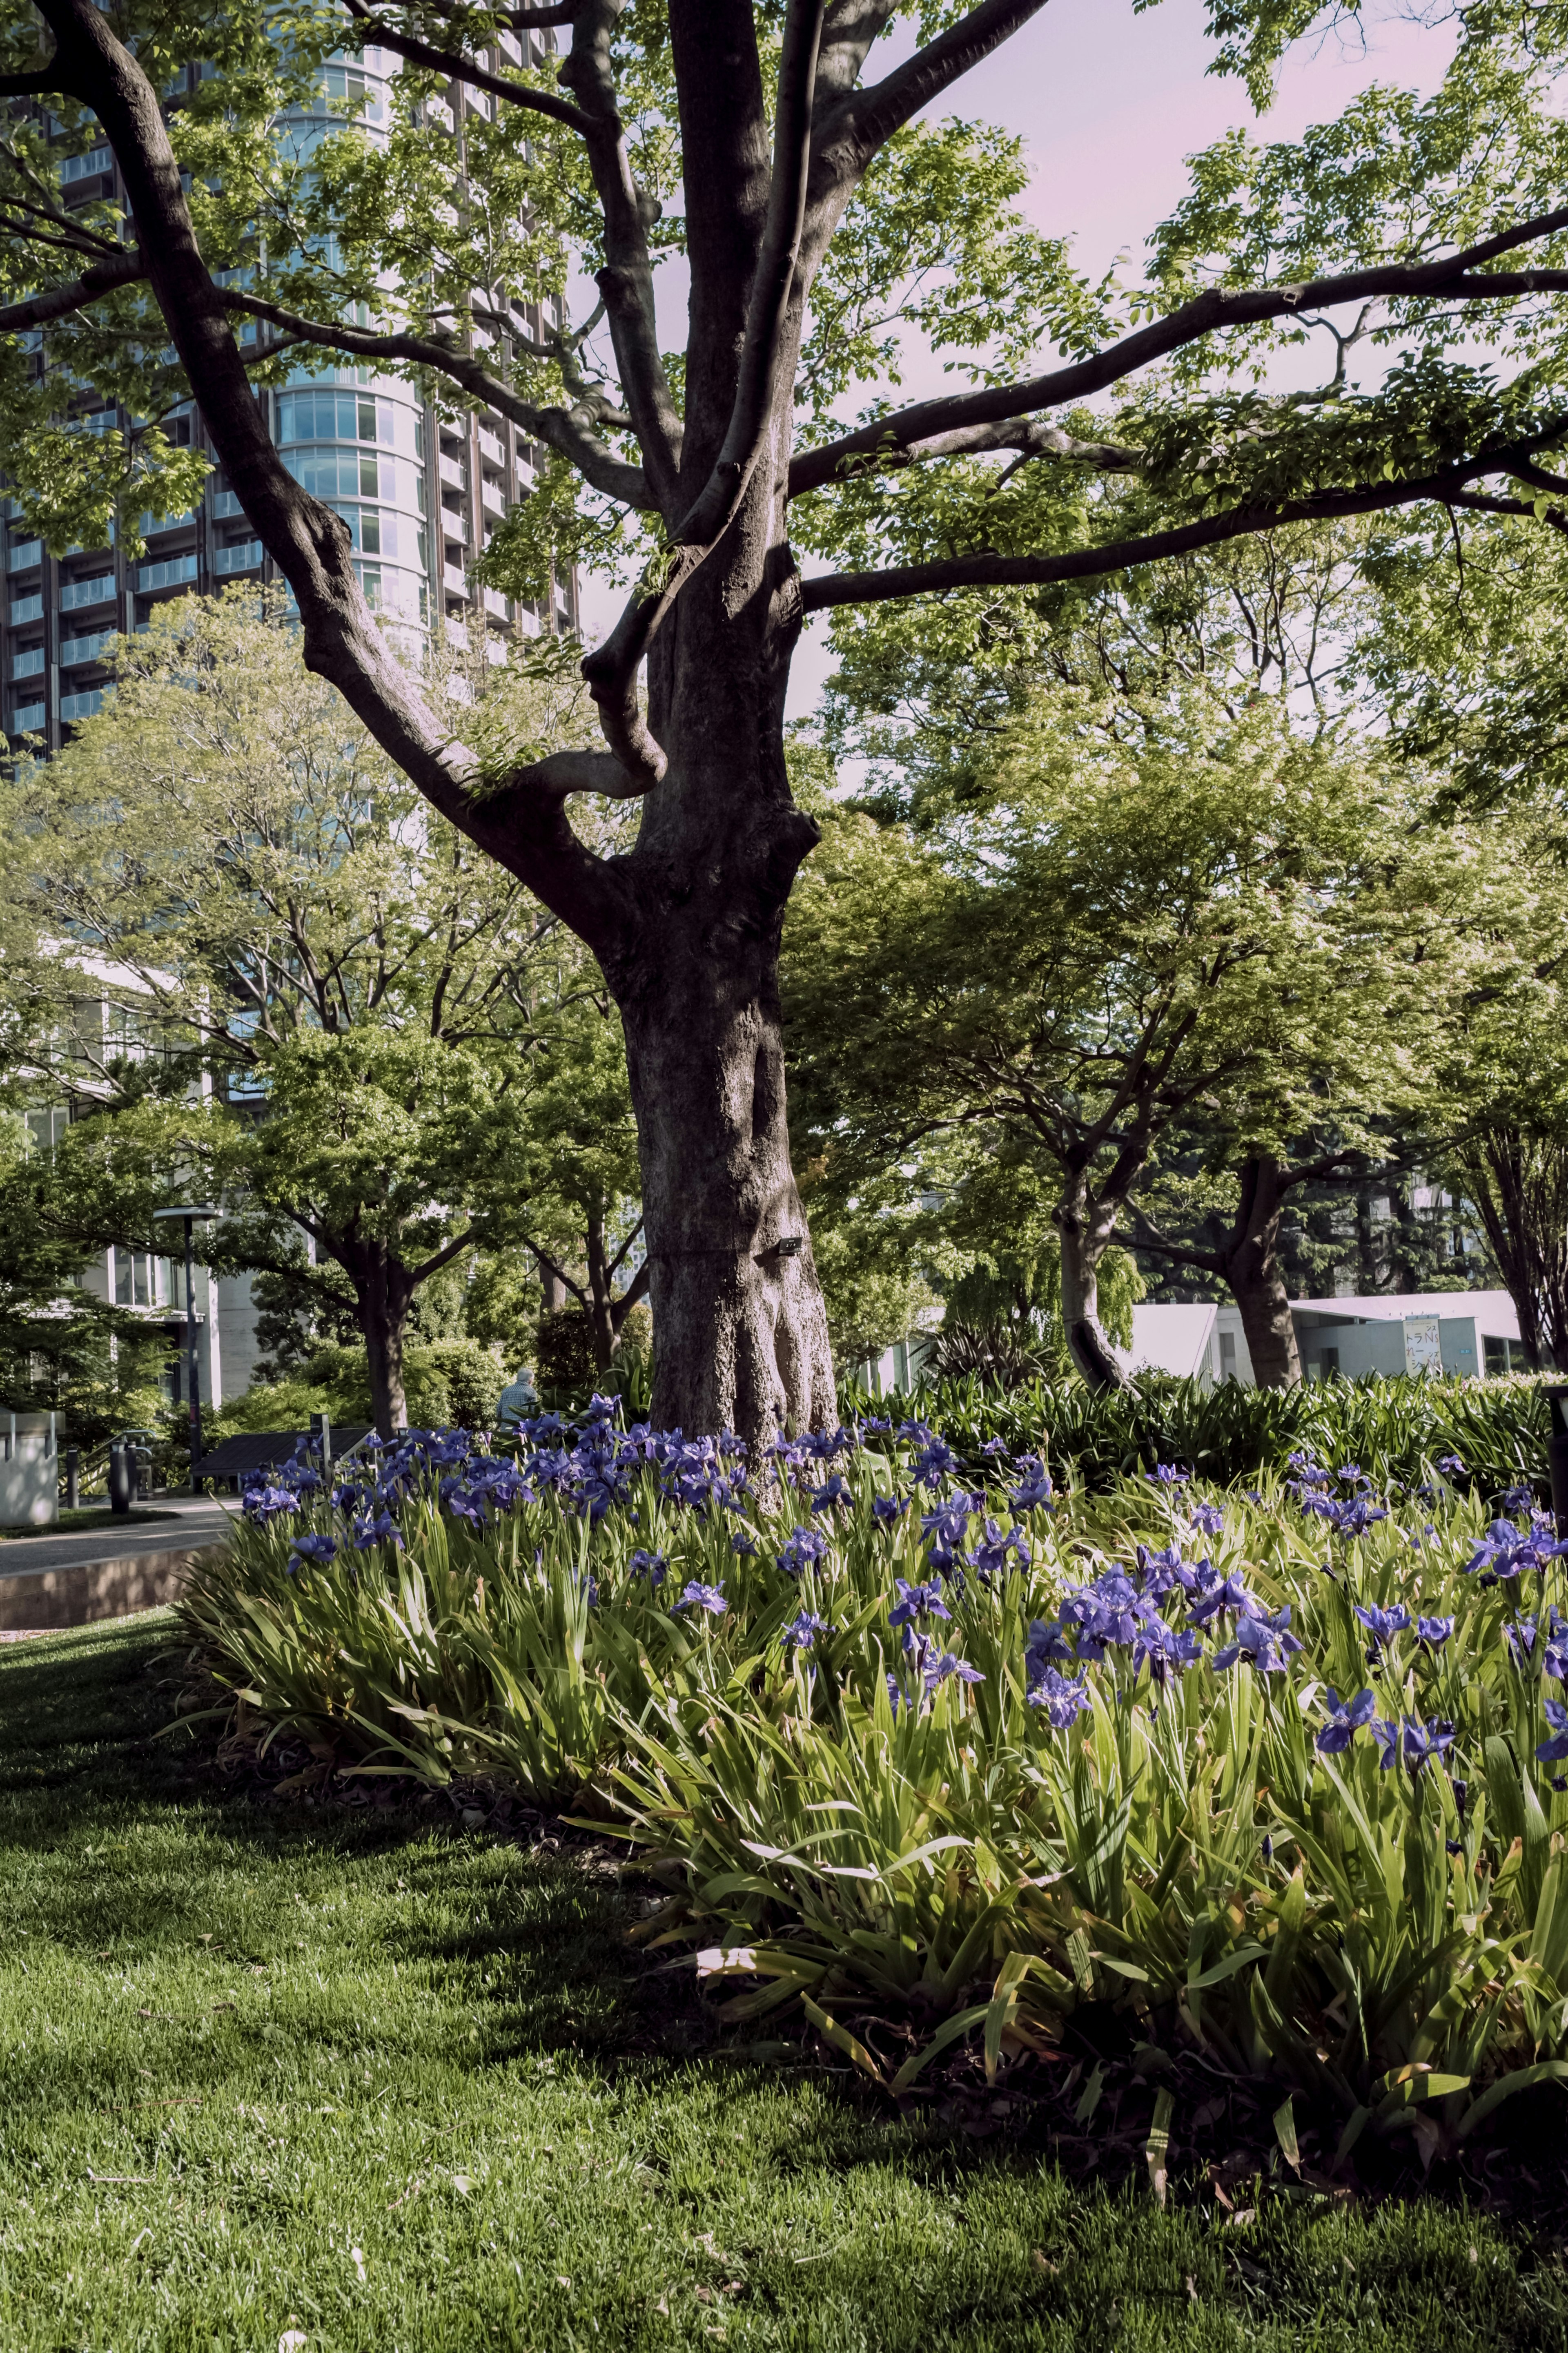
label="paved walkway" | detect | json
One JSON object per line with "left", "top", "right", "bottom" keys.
{"left": 0, "top": 1495, "right": 239, "bottom": 1579}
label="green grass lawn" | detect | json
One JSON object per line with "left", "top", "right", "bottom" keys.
{"left": 3, "top": 1618, "right": 1566, "bottom": 2353}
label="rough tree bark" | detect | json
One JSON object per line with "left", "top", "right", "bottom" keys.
{"left": 1130, "top": 1150, "right": 1360, "bottom": 1390}
{"left": 1457, "top": 1130, "right": 1568, "bottom": 1373}
{"left": 1054, "top": 1176, "right": 1134, "bottom": 1392}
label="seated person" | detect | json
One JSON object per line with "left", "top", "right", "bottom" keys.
{"left": 495, "top": 1363, "right": 540, "bottom": 1432}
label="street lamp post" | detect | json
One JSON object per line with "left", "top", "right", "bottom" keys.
{"left": 152, "top": 1206, "right": 219, "bottom": 1490}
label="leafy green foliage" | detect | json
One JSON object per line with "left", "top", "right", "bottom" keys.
{"left": 185, "top": 1405, "right": 1568, "bottom": 2149}
{"left": 12, "top": 1616, "right": 1567, "bottom": 2349}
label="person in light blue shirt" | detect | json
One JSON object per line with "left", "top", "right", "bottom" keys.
{"left": 496, "top": 1363, "right": 539, "bottom": 1432}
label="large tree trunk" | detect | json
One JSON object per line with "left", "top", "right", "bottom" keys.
{"left": 1054, "top": 1180, "right": 1133, "bottom": 1391}
{"left": 1217, "top": 1155, "right": 1302, "bottom": 1389}
{"left": 608, "top": 299, "right": 837, "bottom": 1450}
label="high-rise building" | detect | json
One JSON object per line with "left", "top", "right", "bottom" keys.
{"left": 4, "top": 36, "right": 579, "bottom": 751}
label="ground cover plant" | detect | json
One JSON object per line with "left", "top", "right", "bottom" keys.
{"left": 180, "top": 1395, "right": 1568, "bottom": 2177}
{"left": 17, "top": 1619, "right": 1568, "bottom": 2350}
{"left": 832, "top": 1373, "right": 1555, "bottom": 1499}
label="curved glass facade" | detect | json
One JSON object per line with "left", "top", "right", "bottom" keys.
{"left": 272, "top": 50, "right": 430, "bottom": 633}
{"left": 272, "top": 376, "right": 429, "bottom": 628}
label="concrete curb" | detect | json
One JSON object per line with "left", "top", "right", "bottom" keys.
{"left": 0, "top": 1544, "right": 226, "bottom": 1633}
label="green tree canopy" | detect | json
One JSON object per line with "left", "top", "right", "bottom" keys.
{"left": 4, "top": 592, "right": 642, "bottom": 1433}
{"left": 786, "top": 685, "right": 1521, "bottom": 1386}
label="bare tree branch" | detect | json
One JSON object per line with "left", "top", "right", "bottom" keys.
{"left": 29, "top": 0, "right": 642, "bottom": 964}
{"left": 0, "top": 61, "right": 65, "bottom": 97}
{"left": 786, "top": 210, "right": 1568, "bottom": 496}
{"left": 797, "top": 443, "right": 1565, "bottom": 609}
{"left": 341, "top": 0, "right": 594, "bottom": 130}
{"left": 0, "top": 249, "right": 146, "bottom": 328}
{"left": 822, "top": 0, "right": 1051, "bottom": 171}
{"left": 558, "top": 0, "right": 684, "bottom": 513}
{"left": 673, "top": 0, "right": 825, "bottom": 546}
{"left": 218, "top": 288, "right": 653, "bottom": 506}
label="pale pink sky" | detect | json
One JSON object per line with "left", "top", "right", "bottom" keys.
{"left": 573, "top": 0, "right": 1459, "bottom": 709}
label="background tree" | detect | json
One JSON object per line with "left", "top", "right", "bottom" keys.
{"left": 786, "top": 689, "right": 1510, "bottom": 1387}
{"left": 5, "top": 0, "right": 1568, "bottom": 1439}
{"left": 6, "top": 593, "right": 630, "bottom": 1435}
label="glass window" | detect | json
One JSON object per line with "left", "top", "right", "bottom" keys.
{"left": 24, "top": 1106, "right": 68, "bottom": 1157}
{"left": 114, "top": 1250, "right": 156, "bottom": 1308}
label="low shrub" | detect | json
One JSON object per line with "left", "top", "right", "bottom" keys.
{"left": 844, "top": 1369, "right": 1553, "bottom": 1499}
{"left": 181, "top": 1400, "right": 1568, "bottom": 2162}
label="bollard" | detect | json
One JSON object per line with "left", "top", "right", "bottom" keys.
{"left": 108, "top": 1441, "right": 133, "bottom": 1516}
{"left": 1547, "top": 1387, "right": 1568, "bottom": 1535}
{"left": 65, "top": 1445, "right": 80, "bottom": 1510}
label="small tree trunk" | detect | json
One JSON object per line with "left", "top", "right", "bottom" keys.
{"left": 354, "top": 1252, "right": 410, "bottom": 1437}
{"left": 584, "top": 1194, "right": 617, "bottom": 1374}
{"left": 1219, "top": 1156, "right": 1302, "bottom": 1389}
{"left": 1054, "top": 1181, "right": 1132, "bottom": 1391}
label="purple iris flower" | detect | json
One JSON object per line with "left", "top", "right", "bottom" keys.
{"left": 1009, "top": 1457, "right": 1055, "bottom": 1511}
{"left": 809, "top": 1474, "right": 852, "bottom": 1514}
{"left": 777, "top": 1526, "right": 829, "bottom": 1577}
{"left": 966, "top": 1517, "right": 1030, "bottom": 1580}
{"left": 1136, "top": 1541, "right": 1203, "bottom": 1600}
{"left": 1506, "top": 1616, "right": 1539, "bottom": 1667}
{"left": 243, "top": 1483, "right": 300, "bottom": 1525}
{"left": 920, "top": 1493, "right": 982, "bottom": 1557}
{"left": 1147, "top": 1464, "right": 1190, "bottom": 1487}
{"left": 1131, "top": 1611, "right": 1204, "bottom": 1688}
{"left": 922, "top": 1650, "right": 985, "bottom": 1692}
{"left": 1415, "top": 1615, "right": 1455, "bottom": 1649}
{"left": 910, "top": 1438, "right": 960, "bottom": 1488}
{"left": 888, "top": 1577, "right": 951, "bottom": 1631}
{"left": 871, "top": 1492, "right": 911, "bottom": 1527}
{"left": 1541, "top": 1610, "right": 1568, "bottom": 1682}
{"left": 1187, "top": 1572, "right": 1262, "bottom": 1628}
{"left": 288, "top": 1531, "right": 337, "bottom": 1568}
{"left": 1027, "top": 1666, "right": 1093, "bottom": 1729}
{"left": 1370, "top": 1715, "right": 1456, "bottom": 1773}
{"left": 731, "top": 1530, "right": 759, "bottom": 1557}
{"left": 1537, "top": 1700, "right": 1568, "bottom": 1764}
{"left": 1434, "top": 1454, "right": 1465, "bottom": 1477}
{"left": 1316, "top": 1686, "right": 1377, "bottom": 1753}
{"left": 980, "top": 1436, "right": 1009, "bottom": 1457}
{"left": 783, "top": 1609, "right": 828, "bottom": 1652}
{"left": 1212, "top": 1606, "right": 1302, "bottom": 1675}
{"left": 351, "top": 1510, "right": 402, "bottom": 1551}
{"left": 674, "top": 1581, "right": 728, "bottom": 1615}
{"left": 1354, "top": 1601, "right": 1412, "bottom": 1656}
{"left": 1187, "top": 1501, "right": 1225, "bottom": 1537}
{"left": 628, "top": 1548, "right": 667, "bottom": 1588}
{"left": 1024, "top": 1618, "right": 1074, "bottom": 1679}
{"left": 1061, "top": 1571, "right": 1141, "bottom": 1659}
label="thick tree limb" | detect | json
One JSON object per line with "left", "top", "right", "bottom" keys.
{"left": 341, "top": 0, "right": 594, "bottom": 131}
{"left": 786, "top": 210, "right": 1568, "bottom": 496}
{"left": 673, "top": 0, "right": 825, "bottom": 547}
{"left": 29, "top": 0, "right": 640, "bottom": 963}
{"left": 559, "top": 0, "right": 684, "bottom": 514}
{"left": 797, "top": 445, "right": 1565, "bottom": 609}
{"left": 0, "top": 62, "right": 65, "bottom": 96}
{"left": 218, "top": 288, "right": 653, "bottom": 506}
{"left": 823, "top": 0, "right": 1051, "bottom": 169}
{"left": 0, "top": 249, "right": 147, "bottom": 328}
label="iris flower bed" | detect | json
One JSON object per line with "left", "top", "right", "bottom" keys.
{"left": 181, "top": 1403, "right": 1568, "bottom": 2166}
